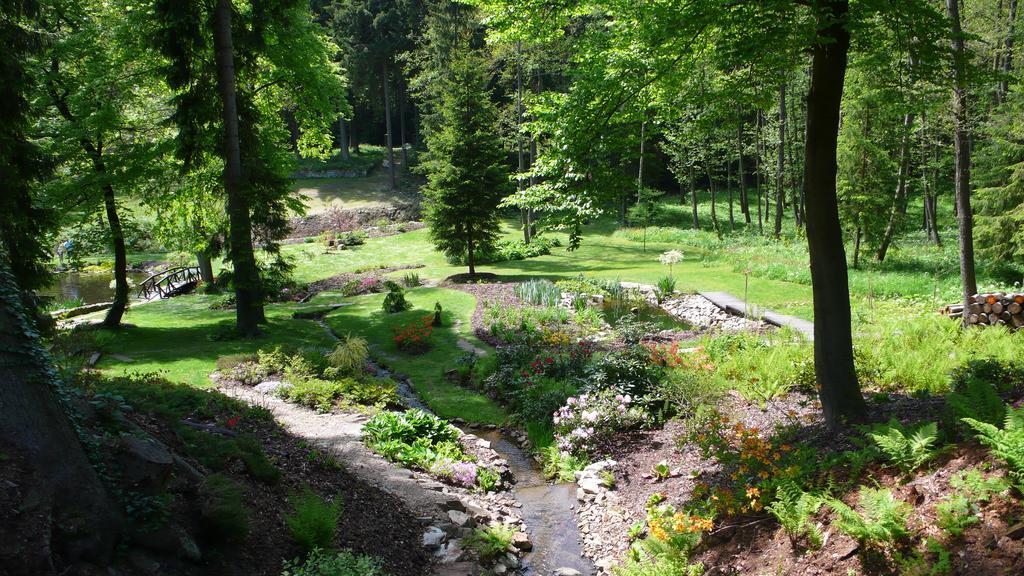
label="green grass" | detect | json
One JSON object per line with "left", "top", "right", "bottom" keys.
{"left": 321, "top": 287, "right": 506, "bottom": 425}
{"left": 92, "top": 295, "right": 336, "bottom": 387}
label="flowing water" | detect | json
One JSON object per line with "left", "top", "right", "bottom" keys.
{"left": 318, "top": 317, "right": 595, "bottom": 575}
{"left": 470, "top": 429, "right": 595, "bottom": 576}
{"left": 39, "top": 271, "right": 149, "bottom": 306}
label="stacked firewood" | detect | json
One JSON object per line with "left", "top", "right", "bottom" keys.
{"left": 943, "top": 293, "right": 1024, "bottom": 328}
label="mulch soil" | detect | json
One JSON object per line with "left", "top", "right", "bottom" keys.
{"left": 444, "top": 281, "right": 519, "bottom": 347}
{"left": 592, "top": 392, "right": 1024, "bottom": 575}
{"left": 124, "top": 409, "right": 434, "bottom": 576}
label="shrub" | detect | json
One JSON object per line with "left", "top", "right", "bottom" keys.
{"left": 766, "top": 481, "right": 823, "bottom": 549}
{"left": 401, "top": 272, "right": 421, "bottom": 287}
{"left": 278, "top": 378, "right": 349, "bottom": 413}
{"left": 326, "top": 336, "right": 369, "bottom": 376}
{"left": 553, "top": 390, "right": 647, "bottom": 456}
{"left": 198, "top": 474, "right": 249, "bottom": 543}
{"left": 392, "top": 315, "right": 434, "bottom": 353}
{"left": 514, "top": 279, "right": 562, "bottom": 307}
{"left": 280, "top": 376, "right": 398, "bottom": 413}
{"left": 381, "top": 281, "right": 412, "bottom": 313}
{"left": 540, "top": 444, "right": 589, "bottom": 482}
{"left": 962, "top": 406, "right": 1024, "bottom": 489}
{"left": 868, "top": 420, "right": 941, "bottom": 474}
{"left": 827, "top": 488, "right": 911, "bottom": 547}
{"left": 281, "top": 548, "right": 385, "bottom": 576}
{"left": 285, "top": 488, "right": 342, "bottom": 553}
{"left": 950, "top": 358, "right": 1024, "bottom": 394}
{"left": 463, "top": 524, "right": 515, "bottom": 564}
{"left": 363, "top": 409, "right": 460, "bottom": 446}
{"left": 644, "top": 500, "right": 712, "bottom": 558}
{"left": 586, "top": 345, "right": 666, "bottom": 406}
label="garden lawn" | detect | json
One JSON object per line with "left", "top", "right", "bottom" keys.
{"left": 286, "top": 223, "right": 816, "bottom": 318}
{"left": 319, "top": 287, "right": 506, "bottom": 425}
{"left": 93, "top": 295, "right": 336, "bottom": 387}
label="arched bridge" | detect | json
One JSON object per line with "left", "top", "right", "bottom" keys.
{"left": 137, "top": 266, "right": 202, "bottom": 300}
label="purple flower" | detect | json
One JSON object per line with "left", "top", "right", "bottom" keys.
{"left": 451, "top": 461, "right": 478, "bottom": 487}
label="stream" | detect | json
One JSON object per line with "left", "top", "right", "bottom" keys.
{"left": 315, "top": 317, "right": 595, "bottom": 575}
{"left": 470, "top": 429, "right": 595, "bottom": 576}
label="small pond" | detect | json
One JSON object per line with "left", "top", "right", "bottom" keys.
{"left": 601, "top": 297, "right": 693, "bottom": 331}
{"left": 39, "top": 271, "right": 150, "bottom": 306}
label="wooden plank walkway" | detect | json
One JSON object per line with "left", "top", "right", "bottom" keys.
{"left": 699, "top": 291, "right": 815, "bottom": 341}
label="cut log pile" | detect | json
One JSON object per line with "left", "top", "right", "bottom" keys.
{"left": 943, "top": 293, "right": 1024, "bottom": 329}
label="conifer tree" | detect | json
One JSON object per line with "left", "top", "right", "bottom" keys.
{"left": 420, "top": 54, "right": 507, "bottom": 275}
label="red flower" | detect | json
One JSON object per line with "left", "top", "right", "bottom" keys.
{"left": 226, "top": 416, "right": 241, "bottom": 428}
{"left": 545, "top": 357, "right": 554, "bottom": 364}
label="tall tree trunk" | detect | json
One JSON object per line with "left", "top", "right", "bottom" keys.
{"left": 804, "top": 0, "right": 865, "bottom": 427}
{"left": 727, "top": 158, "right": 735, "bottom": 231}
{"left": 738, "top": 120, "right": 751, "bottom": 223}
{"left": 196, "top": 251, "right": 214, "bottom": 284}
{"left": 467, "top": 231, "right": 475, "bottom": 276}
{"left": 947, "top": 0, "right": 978, "bottom": 324}
{"left": 998, "top": 0, "right": 1018, "bottom": 102}
{"left": 707, "top": 165, "right": 722, "bottom": 239}
{"left": 337, "top": 116, "right": 350, "bottom": 160}
{"left": 43, "top": 77, "right": 129, "bottom": 327}
{"left": 382, "top": 61, "right": 396, "bottom": 190}
{"left": 755, "top": 110, "right": 764, "bottom": 233}
{"left": 213, "top": 0, "right": 262, "bottom": 336}
{"left": 399, "top": 76, "right": 408, "bottom": 170}
{"left": 101, "top": 181, "right": 129, "bottom": 327}
{"left": 689, "top": 166, "right": 699, "bottom": 229}
{"left": 0, "top": 262, "right": 121, "bottom": 571}
{"left": 774, "top": 83, "right": 787, "bottom": 238}
{"left": 853, "top": 223, "right": 862, "bottom": 269}
{"left": 517, "top": 45, "right": 530, "bottom": 243}
{"left": 876, "top": 112, "right": 915, "bottom": 261}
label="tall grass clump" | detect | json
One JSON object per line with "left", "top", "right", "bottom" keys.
{"left": 514, "top": 279, "right": 562, "bottom": 307}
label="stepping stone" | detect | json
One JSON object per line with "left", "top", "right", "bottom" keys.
{"left": 110, "top": 353, "right": 135, "bottom": 363}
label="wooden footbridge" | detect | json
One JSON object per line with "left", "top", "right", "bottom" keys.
{"left": 137, "top": 266, "right": 202, "bottom": 300}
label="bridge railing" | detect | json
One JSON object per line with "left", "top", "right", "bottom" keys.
{"left": 137, "top": 266, "right": 202, "bottom": 300}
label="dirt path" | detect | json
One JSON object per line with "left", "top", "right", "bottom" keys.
{"left": 220, "top": 384, "right": 457, "bottom": 523}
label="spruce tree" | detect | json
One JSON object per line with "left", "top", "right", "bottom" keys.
{"left": 420, "top": 55, "right": 507, "bottom": 276}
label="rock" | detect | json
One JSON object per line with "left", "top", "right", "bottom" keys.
{"left": 422, "top": 527, "right": 447, "bottom": 548}
{"left": 512, "top": 531, "right": 532, "bottom": 551}
{"left": 109, "top": 352, "right": 134, "bottom": 363}
{"left": 576, "top": 487, "right": 587, "bottom": 502}
{"left": 117, "top": 435, "right": 173, "bottom": 493}
{"left": 475, "top": 438, "right": 492, "bottom": 449}
{"left": 86, "top": 351, "right": 102, "bottom": 367}
{"left": 578, "top": 477, "right": 603, "bottom": 494}
{"left": 254, "top": 380, "right": 289, "bottom": 394}
{"left": 503, "top": 552, "right": 520, "bottom": 569}
{"left": 127, "top": 552, "right": 161, "bottom": 575}
{"left": 1005, "top": 522, "right": 1024, "bottom": 540}
{"left": 448, "top": 509, "right": 472, "bottom": 527}
{"left": 493, "top": 563, "right": 508, "bottom": 575}
{"left": 444, "top": 498, "right": 466, "bottom": 512}
{"left": 552, "top": 569, "right": 583, "bottom": 576}
{"left": 435, "top": 541, "right": 464, "bottom": 564}
{"left": 465, "top": 502, "right": 492, "bottom": 521}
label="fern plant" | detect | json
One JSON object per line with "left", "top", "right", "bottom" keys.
{"left": 827, "top": 487, "right": 911, "bottom": 547}
{"left": 962, "top": 406, "right": 1024, "bottom": 489}
{"left": 946, "top": 377, "right": 1006, "bottom": 432}
{"left": 766, "top": 481, "right": 824, "bottom": 549}
{"left": 869, "top": 420, "right": 940, "bottom": 474}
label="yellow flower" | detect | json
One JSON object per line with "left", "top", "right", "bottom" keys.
{"left": 745, "top": 487, "right": 760, "bottom": 499}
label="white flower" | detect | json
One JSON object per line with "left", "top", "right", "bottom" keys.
{"left": 583, "top": 410, "right": 599, "bottom": 422}
{"left": 658, "top": 250, "right": 684, "bottom": 266}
